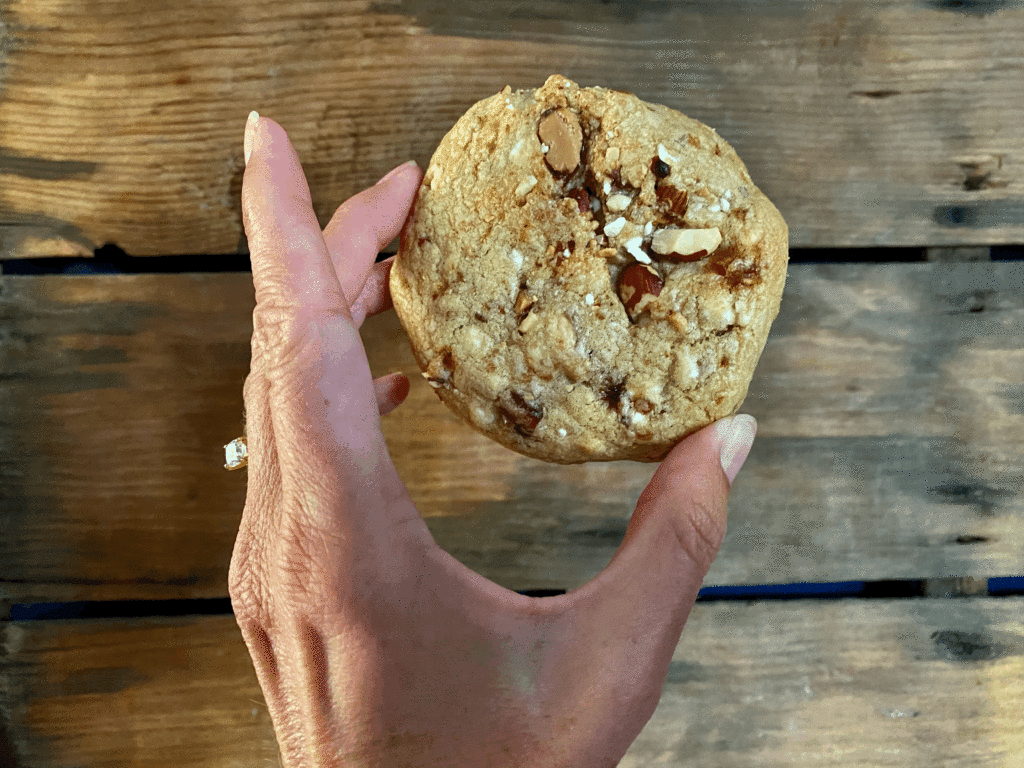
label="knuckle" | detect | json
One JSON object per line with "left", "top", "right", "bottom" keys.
{"left": 251, "top": 300, "right": 319, "bottom": 378}
{"left": 274, "top": 517, "right": 336, "bottom": 611}
{"left": 228, "top": 546, "right": 272, "bottom": 626}
{"left": 669, "top": 499, "right": 727, "bottom": 573}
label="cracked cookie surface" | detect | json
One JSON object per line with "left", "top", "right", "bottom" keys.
{"left": 390, "top": 74, "right": 788, "bottom": 464}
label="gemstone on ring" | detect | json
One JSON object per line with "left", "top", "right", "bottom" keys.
{"left": 224, "top": 437, "right": 248, "bottom": 470}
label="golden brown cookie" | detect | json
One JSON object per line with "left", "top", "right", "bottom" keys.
{"left": 390, "top": 75, "right": 788, "bottom": 463}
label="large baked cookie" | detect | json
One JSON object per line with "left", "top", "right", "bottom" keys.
{"left": 390, "top": 75, "right": 788, "bottom": 464}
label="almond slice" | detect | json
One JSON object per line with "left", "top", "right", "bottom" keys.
{"left": 538, "top": 109, "right": 583, "bottom": 174}
{"left": 651, "top": 227, "right": 722, "bottom": 260}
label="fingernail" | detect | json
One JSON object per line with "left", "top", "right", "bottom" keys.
{"left": 716, "top": 414, "right": 756, "bottom": 484}
{"left": 375, "top": 159, "right": 419, "bottom": 186}
{"left": 244, "top": 110, "right": 260, "bottom": 166}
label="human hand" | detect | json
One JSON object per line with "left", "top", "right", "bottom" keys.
{"left": 228, "top": 113, "right": 756, "bottom": 768}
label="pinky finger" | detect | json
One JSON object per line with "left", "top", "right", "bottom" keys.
{"left": 373, "top": 372, "right": 411, "bottom": 416}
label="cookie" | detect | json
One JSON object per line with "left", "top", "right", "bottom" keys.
{"left": 390, "top": 75, "right": 788, "bottom": 464}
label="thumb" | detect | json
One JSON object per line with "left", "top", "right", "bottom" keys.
{"left": 620, "top": 414, "right": 756, "bottom": 575}
{"left": 556, "top": 416, "right": 756, "bottom": 733}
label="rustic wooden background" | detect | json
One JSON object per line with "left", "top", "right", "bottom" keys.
{"left": 2, "top": 0, "right": 1023, "bottom": 765}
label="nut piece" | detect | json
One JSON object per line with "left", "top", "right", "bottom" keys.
{"left": 538, "top": 109, "right": 583, "bottom": 174}
{"left": 651, "top": 227, "right": 722, "bottom": 262}
{"left": 498, "top": 391, "right": 544, "bottom": 437}
{"left": 518, "top": 309, "right": 540, "bottom": 333}
{"left": 606, "top": 193, "right": 632, "bottom": 213}
{"left": 566, "top": 186, "right": 590, "bottom": 214}
{"left": 617, "top": 263, "right": 664, "bottom": 321}
{"left": 655, "top": 184, "right": 689, "bottom": 221}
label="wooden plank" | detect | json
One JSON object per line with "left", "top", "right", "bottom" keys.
{"left": 1, "top": 263, "right": 1022, "bottom": 606}
{"left": 0, "top": 616, "right": 279, "bottom": 767}
{"left": 1, "top": 0, "right": 1023, "bottom": 257}
{"left": 0, "top": 274, "right": 252, "bottom": 605}
{"left": 2, "top": 597, "right": 1021, "bottom": 765}
{"left": 621, "top": 596, "right": 1024, "bottom": 766}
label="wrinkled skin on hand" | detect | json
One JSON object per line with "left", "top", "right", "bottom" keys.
{"left": 229, "top": 116, "right": 750, "bottom": 768}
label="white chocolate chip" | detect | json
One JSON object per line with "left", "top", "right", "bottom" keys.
{"left": 603, "top": 179, "right": 612, "bottom": 195}
{"left": 658, "top": 143, "right": 678, "bottom": 164}
{"left": 604, "top": 216, "right": 627, "bottom": 237}
{"left": 735, "top": 296, "right": 753, "bottom": 326}
{"left": 558, "top": 428, "right": 567, "bottom": 437}
{"left": 625, "top": 236, "right": 648, "bottom": 262}
{"left": 510, "top": 248, "right": 524, "bottom": 268}
{"left": 699, "top": 292, "right": 737, "bottom": 330}
{"left": 540, "top": 143, "right": 550, "bottom": 153}
{"left": 463, "top": 326, "right": 489, "bottom": 352}
{"left": 515, "top": 175, "right": 537, "bottom": 197}
{"left": 473, "top": 403, "right": 495, "bottom": 424}
{"left": 644, "top": 221, "right": 653, "bottom": 236}
{"left": 709, "top": 204, "right": 721, "bottom": 213}
{"left": 720, "top": 197, "right": 731, "bottom": 212}
{"left": 673, "top": 347, "right": 700, "bottom": 387}
{"left": 585, "top": 293, "right": 594, "bottom": 305}
{"left": 606, "top": 193, "right": 631, "bottom": 212}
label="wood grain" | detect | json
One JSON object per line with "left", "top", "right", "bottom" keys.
{"left": 621, "top": 597, "right": 1024, "bottom": 767}
{"left": 1, "top": 263, "right": 1021, "bottom": 606}
{"left": 1, "top": 0, "right": 1023, "bottom": 257}
{"left": 2, "top": 598, "right": 1021, "bottom": 766}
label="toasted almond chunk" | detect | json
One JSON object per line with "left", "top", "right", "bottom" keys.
{"left": 651, "top": 227, "right": 722, "bottom": 258}
{"left": 538, "top": 109, "right": 583, "bottom": 174}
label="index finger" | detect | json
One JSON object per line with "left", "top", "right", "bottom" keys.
{"left": 242, "top": 114, "right": 345, "bottom": 319}
{"left": 240, "top": 114, "right": 419, "bottom": 542}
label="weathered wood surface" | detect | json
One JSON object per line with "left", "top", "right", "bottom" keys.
{"left": 2, "top": 597, "right": 1021, "bottom": 766}
{"left": 1, "top": 262, "right": 1021, "bottom": 608}
{"left": 622, "top": 597, "right": 1024, "bottom": 767}
{"left": 1, "top": 0, "right": 1023, "bottom": 258}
